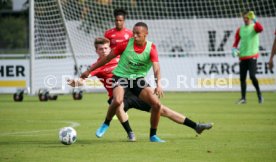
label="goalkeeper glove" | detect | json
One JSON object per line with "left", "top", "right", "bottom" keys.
{"left": 247, "top": 11, "right": 257, "bottom": 23}
{"left": 232, "top": 48, "right": 239, "bottom": 57}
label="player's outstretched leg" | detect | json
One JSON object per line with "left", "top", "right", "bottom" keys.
{"left": 195, "top": 123, "right": 213, "bottom": 134}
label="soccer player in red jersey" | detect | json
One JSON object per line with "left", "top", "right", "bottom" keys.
{"left": 104, "top": 8, "right": 135, "bottom": 139}
{"left": 69, "top": 37, "right": 213, "bottom": 142}
{"left": 104, "top": 8, "right": 132, "bottom": 49}
{"left": 85, "top": 22, "right": 165, "bottom": 142}
{"left": 79, "top": 22, "right": 212, "bottom": 142}
{"left": 104, "top": 8, "right": 132, "bottom": 120}
{"left": 89, "top": 38, "right": 136, "bottom": 141}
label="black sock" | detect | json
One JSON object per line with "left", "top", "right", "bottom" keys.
{"left": 150, "top": 128, "right": 157, "bottom": 137}
{"left": 251, "top": 77, "right": 262, "bottom": 97}
{"left": 104, "top": 118, "right": 111, "bottom": 126}
{"left": 121, "top": 120, "right": 132, "bottom": 134}
{"left": 183, "top": 118, "right": 197, "bottom": 129}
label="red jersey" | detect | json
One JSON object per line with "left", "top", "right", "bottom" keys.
{"left": 104, "top": 27, "right": 133, "bottom": 48}
{"left": 92, "top": 27, "right": 131, "bottom": 97}
{"left": 113, "top": 40, "right": 159, "bottom": 62}
{"left": 90, "top": 56, "right": 119, "bottom": 98}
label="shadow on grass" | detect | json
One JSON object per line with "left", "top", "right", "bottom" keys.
{"left": 0, "top": 140, "right": 59, "bottom": 145}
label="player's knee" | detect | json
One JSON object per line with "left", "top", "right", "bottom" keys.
{"left": 112, "top": 98, "right": 123, "bottom": 107}
{"left": 160, "top": 107, "right": 168, "bottom": 116}
{"left": 151, "top": 102, "right": 161, "bottom": 111}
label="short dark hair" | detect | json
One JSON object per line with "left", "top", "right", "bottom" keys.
{"left": 94, "top": 37, "right": 110, "bottom": 49}
{"left": 134, "top": 22, "right": 148, "bottom": 31}
{"left": 114, "top": 8, "right": 127, "bottom": 18}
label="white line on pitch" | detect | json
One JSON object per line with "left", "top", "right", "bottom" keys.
{"left": 0, "top": 121, "right": 80, "bottom": 136}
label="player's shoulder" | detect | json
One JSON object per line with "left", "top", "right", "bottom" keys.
{"left": 151, "top": 43, "right": 157, "bottom": 50}
{"left": 124, "top": 28, "right": 132, "bottom": 33}
{"left": 104, "top": 28, "right": 116, "bottom": 36}
{"left": 124, "top": 28, "right": 133, "bottom": 36}
{"left": 147, "top": 40, "right": 156, "bottom": 47}
{"left": 91, "top": 58, "right": 100, "bottom": 66}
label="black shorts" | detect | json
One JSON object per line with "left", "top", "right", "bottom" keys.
{"left": 107, "top": 89, "right": 151, "bottom": 112}
{"left": 112, "top": 75, "right": 150, "bottom": 97}
{"left": 239, "top": 58, "right": 257, "bottom": 80}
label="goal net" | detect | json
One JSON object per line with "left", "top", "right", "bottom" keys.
{"left": 31, "top": 0, "right": 276, "bottom": 94}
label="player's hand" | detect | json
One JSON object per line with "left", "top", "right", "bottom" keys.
{"left": 247, "top": 11, "right": 256, "bottom": 22}
{"left": 232, "top": 48, "right": 239, "bottom": 57}
{"left": 268, "top": 59, "right": 274, "bottom": 70}
{"left": 80, "top": 70, "right": 90, "bottom": 79}
{"left": 67, "top": 79, "right": 76, "bottom": 87}
{"left": 67, "top": 78, "right": 84, "bottom": 87}
{"left": 154, "top": 86, "right": 164, "bottom": 98}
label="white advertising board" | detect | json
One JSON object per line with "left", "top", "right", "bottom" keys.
{"left": 0, "top": 60, "right": 29, "bottom": 93}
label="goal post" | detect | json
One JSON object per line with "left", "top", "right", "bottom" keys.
{"left": 30, "top": 0, "right": 84, "bottom": 96}
{"left": 30, "top": 0, "right": 276, "bottom": 93}
{"left": 29, "top": 0, "right": 34, "bottom": 95}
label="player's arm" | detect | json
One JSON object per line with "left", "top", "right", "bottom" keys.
{"left": 67, "top": 64, "right": 99, "bottom": 87}
{"left": 253, "top": 22, "right": 263, "bottom": 33}
{"left": 80, "top": 51, "right": 117, "bottom": 79}
{"left": 247, "top": 11, "right": 263, "bottom": 33}
{"left": 254, "top": 22, "right": 264, "bottom": 33}
{"left": 152, "top": 62, "right": 163, "bottom": 98}
{"left": 150, "top": 44, "right": 163, "bottom": 97}
{"left": 104, "top": 30, "right": 109, "bottom": 39}
{"left": 269, "top": 35, "right": 276, "bottom": 70}
{"left": 232, "top": 28, "right": 240, "bottom": 48}
{"left": 232, "top": 28, "right": 240, "bottom": 57}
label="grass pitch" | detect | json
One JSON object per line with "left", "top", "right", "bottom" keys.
{"left": 0, "top": 92, "right": 275, "bottom": 162}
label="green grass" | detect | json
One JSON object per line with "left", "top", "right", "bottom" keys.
{"left": 0, "top": 92, "right": 275, "bottom": 162}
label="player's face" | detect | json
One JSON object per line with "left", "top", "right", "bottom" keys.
{"left": 243, "top": 16, "right": 251, "bottom": 25}
{"left": 115, "top": 15, "right": 125, "bottom": 30}
{"left": 133, "top": 26, "right": 148, "bottom": 45}
{"left": 96, "top": 43, "right": 111, "bottom": 58}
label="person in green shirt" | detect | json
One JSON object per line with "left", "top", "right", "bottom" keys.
{"left": 81, "top": 22, "right": 165, "bottom": 142}
{"left": 232, "top": 11, "right": 264, "bottom": 104}
{"left": 69, "top": 37, "right": 213, "bottom": 142}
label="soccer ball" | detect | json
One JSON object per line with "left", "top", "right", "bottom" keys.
{"left": 59, "top": 127, "right": 77, "bottom": 145}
